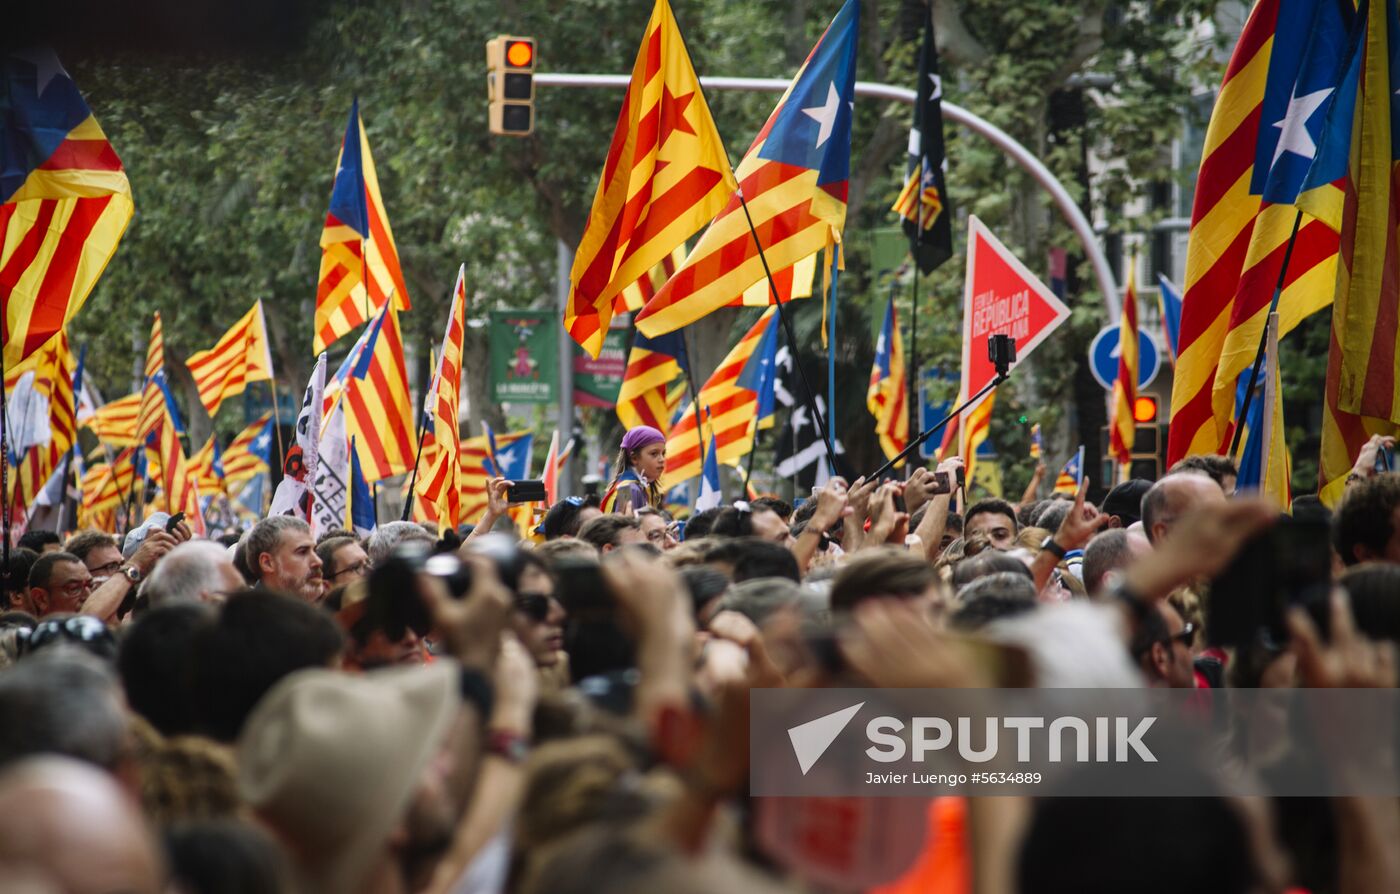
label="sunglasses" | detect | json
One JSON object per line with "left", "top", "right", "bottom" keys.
{"left": 17, "top": 615, "right": 117, "bottom": 659}
{"left": 514, "top": 592, "right": 556, "bottom": 623}
{"left": 1167, "top": 622, "right": 1196, "bottom": 647}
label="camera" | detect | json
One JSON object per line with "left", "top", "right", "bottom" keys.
{"left": 988, "top": 334, "right": 1017, "bottom": 376}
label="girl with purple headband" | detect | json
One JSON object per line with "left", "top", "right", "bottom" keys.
{"left": 601, "top": 425, "right": 666, "bottom": 513}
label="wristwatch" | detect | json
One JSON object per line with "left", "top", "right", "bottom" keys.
{"left": 122, "top": 565, "right": 142, "bottom": 584}
{"left": 1040, "top": 536, "right": 1068, "bottom": 561}
{"left": 487, "top": 729, "right": 529, "bottom": 764}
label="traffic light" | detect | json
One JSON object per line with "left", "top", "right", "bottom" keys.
{"left": 487, "top": 36, "right": 535, "bottom": 136}
{"left": 1099, "top": 391, "right": 1166, "bottom": 481}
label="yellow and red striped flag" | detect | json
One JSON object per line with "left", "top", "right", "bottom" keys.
{"left": 327, "top": 301, "right": 416, "bottom": 482}
{"left": 661, "top": 307, "right": 778, "bottom": 489}
{"left": 935, "top": 385, "right": 995, "bottom": 491}
{"left": 1, "top": 51, "right": 134, "bottom": 370}
{"left": 1109, "top": 265, "right": 1140, "bottom": 466}
{"left": 86, "top": 392, "right": 141, "bottom": 446}
{"left": 635, "top": 0, "right": 859, "bottom": 338}
{"left": 417, "top": 266, "right": 466, "bottom": 531}
{"left": 79, "top": 446, "right": 137, "bottom": 530}
{"left": 1166, "top": 0, "right": 1338, "bottom": 465}
{"left": 135, "top": 313, "right": 166, "bottom": 443}
{"left": 186, "top": 300, "right": 274, "bottom": 417}
{"left": 314, "top": 99, "right": 411, "bottom": 354}
{"left": 866, "top": 294, "right": 908, "bottom": 464}
{"left": 144, "top": 397, "right": 193, "bottom": 517}
{"left": 1305, "top": 0, "right": 1400, "bottom": 503}
{"left": 565, "top": 0, "right": 736, "bottom": 357}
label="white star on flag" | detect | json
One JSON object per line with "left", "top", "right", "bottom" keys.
{"left": 1271, "top": 87, "right": 1332, "bottom": 167}
{"left": 802, "top": 82, "right": 842, "bottom": 148}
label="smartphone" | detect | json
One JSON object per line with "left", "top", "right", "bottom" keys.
{"left": 1376, "top": 445, "right": 1393, "bottom": 473}
{"left": 506, "top": 479, "right": 547, "bottom": 504}
{"left": 165, "top": 511, "right": 185, "bottom": 533}
{"left": 1207, "top": 516, "right": 1332, "bottom": 649}
{"left": 928, "top": 469, "right": 966, "bottom": 495}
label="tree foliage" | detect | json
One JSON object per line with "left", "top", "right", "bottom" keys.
{"left": 67, "top": 0, "right": 1224, "bottom": 489}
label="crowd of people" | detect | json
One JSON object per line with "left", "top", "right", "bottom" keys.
{"left": 2, "top": 424, "right": 1400, "bottom": 894}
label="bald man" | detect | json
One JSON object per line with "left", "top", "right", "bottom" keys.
{"left": 1140, "top": 472, "right": 1228, "bottom": 545}
{"left": 0, "top": 757, "right": 163, "bottom": 893}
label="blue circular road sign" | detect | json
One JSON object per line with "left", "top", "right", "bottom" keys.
{"left": 1088, "top": 326, "right": 1160, "bottom": 392}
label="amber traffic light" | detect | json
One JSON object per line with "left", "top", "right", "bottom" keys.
{"left": 487, "top": 36, "right": 535, "bottom": 136}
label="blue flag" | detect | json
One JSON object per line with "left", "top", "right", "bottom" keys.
{"left": 350, "top": 437, "right": 375, "bottom": 536}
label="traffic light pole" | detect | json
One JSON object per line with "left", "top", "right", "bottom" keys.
{"left": 532, "top": 73, "right": 1121, "bottom": 321}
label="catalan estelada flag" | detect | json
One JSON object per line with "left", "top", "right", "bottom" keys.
{"left": 2, "top": 50, "right": 133, "bottom": 370}
{"left": 1109, "top": 264, "right": 1140, "bottom": 466}
{"left": 1053, "top": 445, "right": 1085, "bottom": 496}
{"left": 566, "top": 0, "right": 735, "bottom": 357}
{"left": 866, "top": 294, "right": 908, "bottom": 464}
{"left": 85, "top": 392, "right": 140, "bottom": 447}
{"left": 417, "top": 266, "right": 466, "bottom": 531}
{"left": 186, "top": 300, "right": 274, "bottom": 417}
{"left": 459, "top": 429, "right": 531, "bottom": 523}
{"left": 5, "top": 330, "right": 75, "bottom": 515}
{"left": 1029, "top": 423, "right": 1043, "bottom": 460}
{"left": 891, "top": 7, "right": 953, "bottom": 274}
{"left": 661, "top": 307, "right": 778, "bottom": 489}
{"left": 135, "top": 313, "right": 167, "bottom": 444}
{"left": 189, "top": 435, "right": 227, "bottom": 495}
{"left": 144, "top": 387, "right": 194, "bottom": 517}
{"left": 1300, "top": 0, "right": 1400, "bottom": 503}
{"left": 636, "top": 0, "right": 859, "bottom": 338}
{"left": 1156, "top": 274, "right": 1183, "bottom": 365}
{"left": 618, "top": 329, "right": 689, "bottom": 435}
{"left": 314, "top": 98, "right": 411, "bottom": 354}
{"left": 222, "top": 412, "right": 275, "bottom": 491}
{"left": 1167, "top": 0, "right": 1342, "bottom": 465}
{"left": 325, "top": 300, "right": 416, "bottom": 482}
{"left": 961, "top": 388, "right": 994, "bottom": 490}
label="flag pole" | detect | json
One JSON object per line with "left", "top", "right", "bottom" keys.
{"left": 1228, "top": 209, "right": 1303, "bottom": 457}
{"left": 735, "top": 190, "right": 838, "bottom": 477}
{"left": 400, "top": 413, "right": 430, "bottom": 522}
{"left": 677, "top": 328, "right": 707, "bottom": 470}
{"left": 1, "top": 346, "right": 10, "bottom": 589}
{"left": 267, "top": 378, "right": 286, "bottom": 471}
{"left": 909, "top": 225, "right": 922, "bottom": 474}
{"left": 827, "top": 246, "right": 839, "bottom": 463}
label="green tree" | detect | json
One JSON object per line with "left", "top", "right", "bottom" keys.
{"left": 68, "top": 0, "right": 1223, "bottom": 493}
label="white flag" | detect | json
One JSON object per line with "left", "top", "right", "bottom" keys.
{"left": 269, "top": 353, "right": 327, "bottom": 520}
{"left": 311, "top": 399, "right": 349, "bottom": 537}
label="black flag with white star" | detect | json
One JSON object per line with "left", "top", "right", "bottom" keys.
{"left": 891, "top": 7, "right": 953, "bottom": 274}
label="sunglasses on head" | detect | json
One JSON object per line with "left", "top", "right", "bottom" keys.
{"left": 17, "top": 615, "right": 117, "bottom": 659}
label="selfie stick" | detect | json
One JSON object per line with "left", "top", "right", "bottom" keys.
{"left": 867, "top": 335, "right": 1016, "bottom": 481}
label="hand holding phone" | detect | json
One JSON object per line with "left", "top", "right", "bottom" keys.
{"left": 506, "top": 479, "right": 547, "bottom": 504}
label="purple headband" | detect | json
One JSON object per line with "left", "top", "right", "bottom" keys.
{"left": 621, "top": 425, "right": 665, "bottom": 452}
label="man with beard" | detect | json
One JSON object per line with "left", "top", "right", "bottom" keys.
{"left": 244, "top": 516, "right": 324, "bottom": 602}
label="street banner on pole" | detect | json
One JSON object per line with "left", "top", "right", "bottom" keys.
{"left": 489, "top": 310, "right": 557, "bottom": 405}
